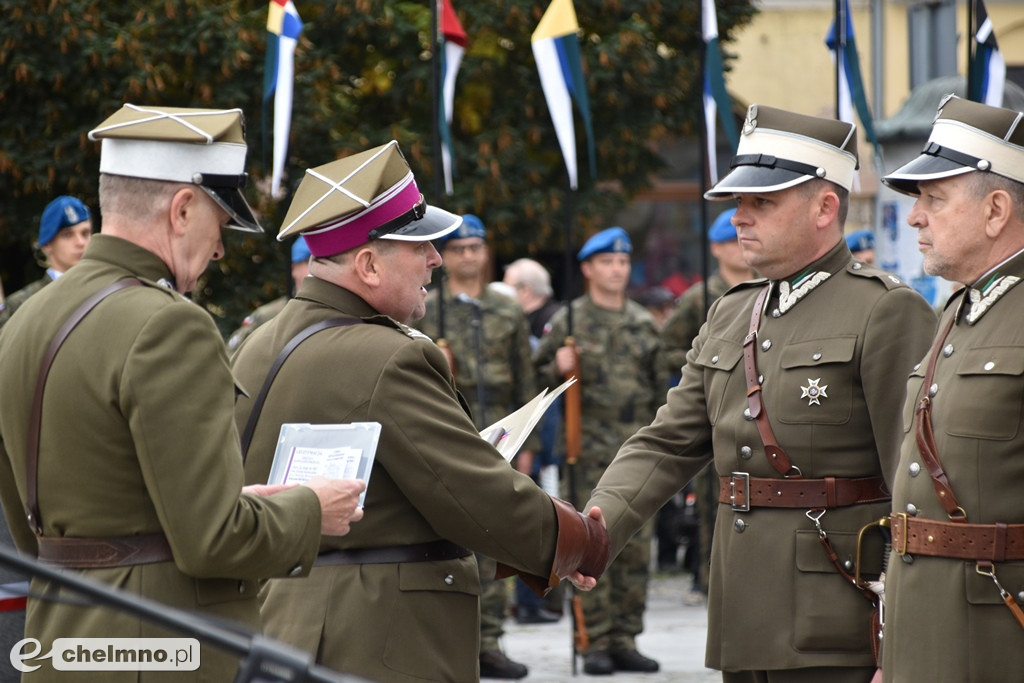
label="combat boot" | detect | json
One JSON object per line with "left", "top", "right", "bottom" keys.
{"left": 610, "top": 648, "right": 660, "bottom": 672}
{"left": 479, "top": 650, "right": 528, "bottom": 679}
{"left": 582, "top": 650, "right": 614, "bottom": 675}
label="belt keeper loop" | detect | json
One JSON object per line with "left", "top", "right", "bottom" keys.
{"left": 825, "top": 476, "right": 837, "bottom": 509}
{"left": 994, "top": 522, "right": 1008, "bottom": 563}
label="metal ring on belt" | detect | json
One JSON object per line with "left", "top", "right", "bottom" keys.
{"left": 314, "top": 539, "right": 471, "bottom": 566}
{"left": 719, "top": 473, "right": 890, "bottom": 512}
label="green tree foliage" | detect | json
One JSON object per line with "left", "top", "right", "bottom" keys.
{"left": 1, "top": 0, "right": 754, "bottom": 335}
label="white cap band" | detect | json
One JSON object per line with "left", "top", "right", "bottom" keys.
{"left": 929, "top": 118, "right": 1024, "bottom": 186}
{"left": 99, "top": 138, "right": 247, "bottom": 183}
{"left": 736, "top": 128, "right": 857, "bottom": 191}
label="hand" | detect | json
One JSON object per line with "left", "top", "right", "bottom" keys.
{"left": 302, "top": 477, "right": 366, "bottom": 536}
{"left": 555, "top": 346, "right": 576, "bottom": 377}
{"left": 569, "top": 507, "right": 607, "bottom": 591}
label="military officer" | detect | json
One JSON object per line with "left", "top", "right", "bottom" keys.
{"left": 419, "top": 214, "right": 540, "bottom": 679}
{"left": 535, "top": 226, "right": 669, "bottom": 675}
{"left": 584, "top": 105, "right": 937, "bottom": 683}
{"left": 227, "top": 235, "right": 311, "bottom": 351}
{"left": 0, "top": 195, "right": 93, "bottom": 328}
{"left": 0, "top": 104, "right": 366, "bottom": 682}
{"left": 230, "top": 141, "right": 609, "bottom": 683}
{"left": 879, "top": 95, "right": 1024, "bottom": 682}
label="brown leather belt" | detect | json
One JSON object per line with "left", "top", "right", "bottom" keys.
{"left": 891, "top": 513, "right": 1024, "bottom": 562}
{"left": 314, "top": 539, "right": 471, "bottom": 566}
{"left": 36, "top": 533, "right": 173, "bottom": 569}
{"left": 719, "top": 473, "right": 889, "bottom": 512}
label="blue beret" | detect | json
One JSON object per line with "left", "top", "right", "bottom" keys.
{"left": 845, "top": 229, "right": 874, "bottom": 252}
{"left": 438, "top": 213, "right": 486, "bottom": 246}
{"left": 577, "top": 227, "right": 632, "bottom": 262}
{"left": 39, "top": 196, "right": 91, "bottom": 247}
{"left": 708, "top": 209, "right": 738, "bottom": 243}
{"left": 291, "top": 235, "right": 311, "bottom": 263}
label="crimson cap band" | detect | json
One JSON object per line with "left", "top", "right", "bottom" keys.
{"left": 88, "top": 104, "right": 262, "bottom": 233}
{"left": 705, "top": 104, "right": 859, "bottom": 199}
{"left": 883, "top": 95, "right": 1024, "bottom": 197}
{"left": 277, "top": 141, "right": 461, "bottom": 257}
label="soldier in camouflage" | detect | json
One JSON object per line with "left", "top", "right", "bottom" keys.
{"left": 661, "top": 208, "right": 754, "bottom": 599}
{"left": 534, "top": 226, "right": 668, "bottom": 675}
{"left": 420, "top": 214, "right": 540, "bottom": 680}
{"left": 0, "top": 196, "right": 92, "bottom": 329}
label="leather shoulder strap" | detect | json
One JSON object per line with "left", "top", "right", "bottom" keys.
{"left": 913, "top": 314, "right": 964, "bottom": 520}
{"left": 27, "top": 278, "right": 144, "bottom": 534}
{"left": 742, "top": 284, "right": 800, "bottom": 478}
{"left": 240, "top": 317, "right": 363, "bottom": 462}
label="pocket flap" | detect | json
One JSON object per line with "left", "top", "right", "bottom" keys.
{"left": 956, "top": 347, "right": 1024, "bottom": 377}
{"left": 781, "top": 337, "right": 857, "bottom": 369}
{"left": 398, "top": 556, "right": 480, "bottom": 596}
{"left": 694, "top": 338, "right": 743, "bottom": 371}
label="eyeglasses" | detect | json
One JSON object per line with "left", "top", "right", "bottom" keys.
{"left": 444, "top": 242, "right": 485, "bottom": 255}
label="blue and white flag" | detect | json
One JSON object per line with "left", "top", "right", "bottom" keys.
{"left": 970, "top": 0, "right": 1005, "bottom": 107}
{"left": 264, "top": 0, "right": 303, "bottom": 198}
{"left": 531, "top": 0, "right": 595, "bottom": 190}
{"left": 703, "top": 0, "right": 738, "bottom": 186}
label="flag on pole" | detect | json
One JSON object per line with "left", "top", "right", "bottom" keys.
{"left": 531, "top": 0, "right": 596, "bottom": 190}
{"left": 264, "top": 0, "right": 303, "bottom": 198}
{"left": 439, "top": 0, "right": 466, "bottom": 196}
{"left": 825, "top": 0, "right": 883, "bottom": 174}
{"left": 702, "top": 0, "right": 738, "bottom": 186}
{"left": 969, "top": 0, "right": 1005, "bottom": 107}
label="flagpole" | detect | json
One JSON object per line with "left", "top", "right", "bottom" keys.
{"left": 835, "top": 0, "right": 843, "bottom": 119}
{"left": 430, "top": 0, "right": 450, "bottom": 349}
{"left": 698, "top": 0, "right": 710, "bottom": 317}
{"left": 966, "top": 0, "right": 975, "bottom": 100}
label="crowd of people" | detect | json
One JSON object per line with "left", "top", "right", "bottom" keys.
{"left": 1, "top": 92, "right": 1023, "bottom": 683}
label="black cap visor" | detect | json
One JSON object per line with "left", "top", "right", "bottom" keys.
{"left": 704, "top": 164, "right": 813, "bottom": 199}
{"left": 882, "top": 152, "right": 975, "bottom": 197}
{"left": 371, "top": 198, "right": 462, "bottom": 242}
{"left": 201, "top": 185, "right": 262, "bottom": 233}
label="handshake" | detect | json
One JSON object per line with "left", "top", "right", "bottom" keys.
{"left": 500, "top": 497, "right": 610, "bottom": 595}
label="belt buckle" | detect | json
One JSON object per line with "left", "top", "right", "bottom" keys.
{"left": 730, "top": 472, "right": 750, "bottom": 512}
{"left": 893, "top": 512, "right": 909, "bottom": 556}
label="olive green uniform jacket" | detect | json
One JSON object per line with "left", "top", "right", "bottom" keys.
{"left": 226, "top": 295, "right": 288, "bottom": 352}
{"left": 586, "top": 241, "right": 936, "bottom": 672}
{"left": 883, "top": 251, "right": 1024, "bottom": 682}
{"left": 231, "top": 276, "right": 563, "bottom": 683}
{"left": 0, "top": 235, "right": 323, "bottom": 682}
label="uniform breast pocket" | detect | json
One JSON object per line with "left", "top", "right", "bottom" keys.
{"left": 944, "top": 347, "right": 1024, "bottom": 440}
{"left": 777, "top": 337, "right": 856, "bottom": 425}
{"left": 694, "top": 338, "right": 742, "bottom": 426}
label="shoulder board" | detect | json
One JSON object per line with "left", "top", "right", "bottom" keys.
{"left": 364, "top": 315, "right": 435, "bottom": 342}
{"left": 721, "top": 277, "right": 769, "bottom": 297}
{"left": 845, "top": 263, "right": 908, "bottom": 290}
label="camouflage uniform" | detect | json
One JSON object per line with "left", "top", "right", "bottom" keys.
{"left": 420, "top": 285, "right": 539, "bottom": 654}
{"left": 0, "top": 275, "right": 52, "bottom": 329}
{"left": 226, "top": 295, "right": 287, "bottom": 351}
{"left": 535, "top": 294, "right": 668, "bottom": 654}
{"left": 661, "top": 272, "right": 731, "bottom": 594}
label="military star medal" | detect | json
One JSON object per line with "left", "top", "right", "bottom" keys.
{"left": 800, "top": 378, "right": 828, "bottom": 406}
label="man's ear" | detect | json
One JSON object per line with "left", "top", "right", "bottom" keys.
{"left": 816, "top": 189, "right": 840, "bottom": 229}
{"left": 984, "top": 189, "right": 1013, "bottom": 239}
{"left": 352, "top": 246, "right": 382, "bottom": 287}
{"left": 168, "top": 186, "right": 198, "bottom": 237}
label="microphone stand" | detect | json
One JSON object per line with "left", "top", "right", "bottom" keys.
{"left": 0, "top": 544, "right": 366, "bottom": 683}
